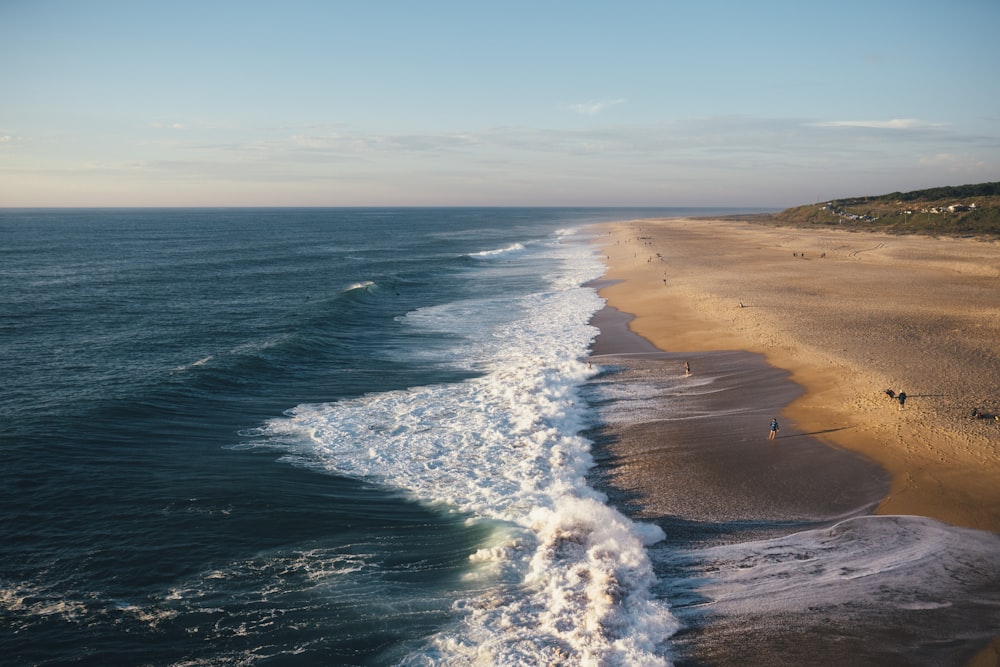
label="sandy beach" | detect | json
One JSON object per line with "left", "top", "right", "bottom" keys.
{"left": 586, "top": 218, "right": 1000, "bottom": 666}
{"left": 595, "top": 217, "right": 1000, "bottom": 534}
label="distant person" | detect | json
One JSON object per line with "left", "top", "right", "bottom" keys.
{"left": 971, "top": 408, "right": 996, "bottom": 420}
{"left": 769, "top": 418, "right": 779, "bottom": 441}
{"left": 897, "top": 392, "right": 907, "bottom": 410}
{"left": 684, "top": 361, "right": 691, "bottom": 377}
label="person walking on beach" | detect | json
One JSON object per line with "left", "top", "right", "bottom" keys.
{"left": 897, "top": 392, "right": 907, "bottom": 410}
{"left": 769, "top": 418, "right": 779, "bottom": 441}
{"left": 684, "top": 361, "right": 691, "bottom": 377}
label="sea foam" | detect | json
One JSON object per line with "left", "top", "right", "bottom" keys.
{"left": 671, "top": 514, "right": 1000, "bottom": 615}
{"left": 258, "top": 230, "right": 679, "bottom": 664}
{"left": 469, "top": 242, "right": 526, "bottom": 258}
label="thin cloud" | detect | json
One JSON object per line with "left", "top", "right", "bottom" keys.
{"left": 285, "top": 131, "right": 477, "bottom": 155}
{"left": 813, "top": 118, "right": 945, "bottom": 130}
{"left": 568, "top": 99, "right": 626, "bottom": 115}
{"left": 918, "top": 153, "right": 987, "bottom": 170}
{"left": 37, "top": 114, "right": 990, "bottom": 207}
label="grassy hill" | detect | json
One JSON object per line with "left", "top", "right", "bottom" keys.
{"left": 733, "top": 182, "right": 1000, "bottom": 238}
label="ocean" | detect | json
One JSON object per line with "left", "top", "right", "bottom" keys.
{"left": 2, "top": 207, "right": 998, "bottom": 667}
{"left": 0, "top": 207, "right": 692, "bottom": 666}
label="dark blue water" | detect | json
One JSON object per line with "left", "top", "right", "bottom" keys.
{"left": 3, "top": 207, "right": 743, "bottom": 666}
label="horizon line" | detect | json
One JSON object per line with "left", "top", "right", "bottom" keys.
{"left": 0, "top": 204, "right": 784, "bottom": 211}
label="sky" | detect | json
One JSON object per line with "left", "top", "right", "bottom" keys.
{"left": 2, "top": 0, "right": 999, "bottom": 208}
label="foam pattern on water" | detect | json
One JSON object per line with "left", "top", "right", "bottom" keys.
{"left": 259, "top": 232, "right": 680, "bottom": 665}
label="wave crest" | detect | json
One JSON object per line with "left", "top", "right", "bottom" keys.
{"left": 469, "top": 242, "right": 526, "bottom": 259}
{"left": 340, "top": 280, "right": 376, "bottom": 293}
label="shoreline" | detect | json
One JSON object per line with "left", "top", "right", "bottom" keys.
{"left": 584, "top": 218, "right": 1000, "bottom": 666}
{"left": 586, "top": 306, "right": 888, "bottom": 539}
{"left": 592, "top": 217, "right": 1000, "bottom": 534}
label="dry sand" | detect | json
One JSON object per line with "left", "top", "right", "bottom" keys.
{"left": 596, "top": 218, "right": 1000, "bottom": 534}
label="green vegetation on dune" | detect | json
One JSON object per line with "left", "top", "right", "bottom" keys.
{"left": 731, "top": 182, "right": 1000, "bottom": 238}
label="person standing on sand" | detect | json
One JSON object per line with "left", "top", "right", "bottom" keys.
{"left": 898, "top": 392, "right": 907, "bottom": 410}
{"left": 769, "top": 418, "right": 779, "bottom": 440}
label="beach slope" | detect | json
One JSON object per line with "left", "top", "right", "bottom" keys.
{"left": 596, "top": 218, "right": 1000, "bottom": 533}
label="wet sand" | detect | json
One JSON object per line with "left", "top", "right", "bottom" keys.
{"left": 587, "top": 306, "right": 887, "bottom": 536}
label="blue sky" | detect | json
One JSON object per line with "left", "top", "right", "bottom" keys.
{"left": 2, "top": 0, "right": 998, "bottom": 207}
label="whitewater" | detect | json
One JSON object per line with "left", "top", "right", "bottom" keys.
{"left": 249, "top": 231, "right": 679, "bottom": 665}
